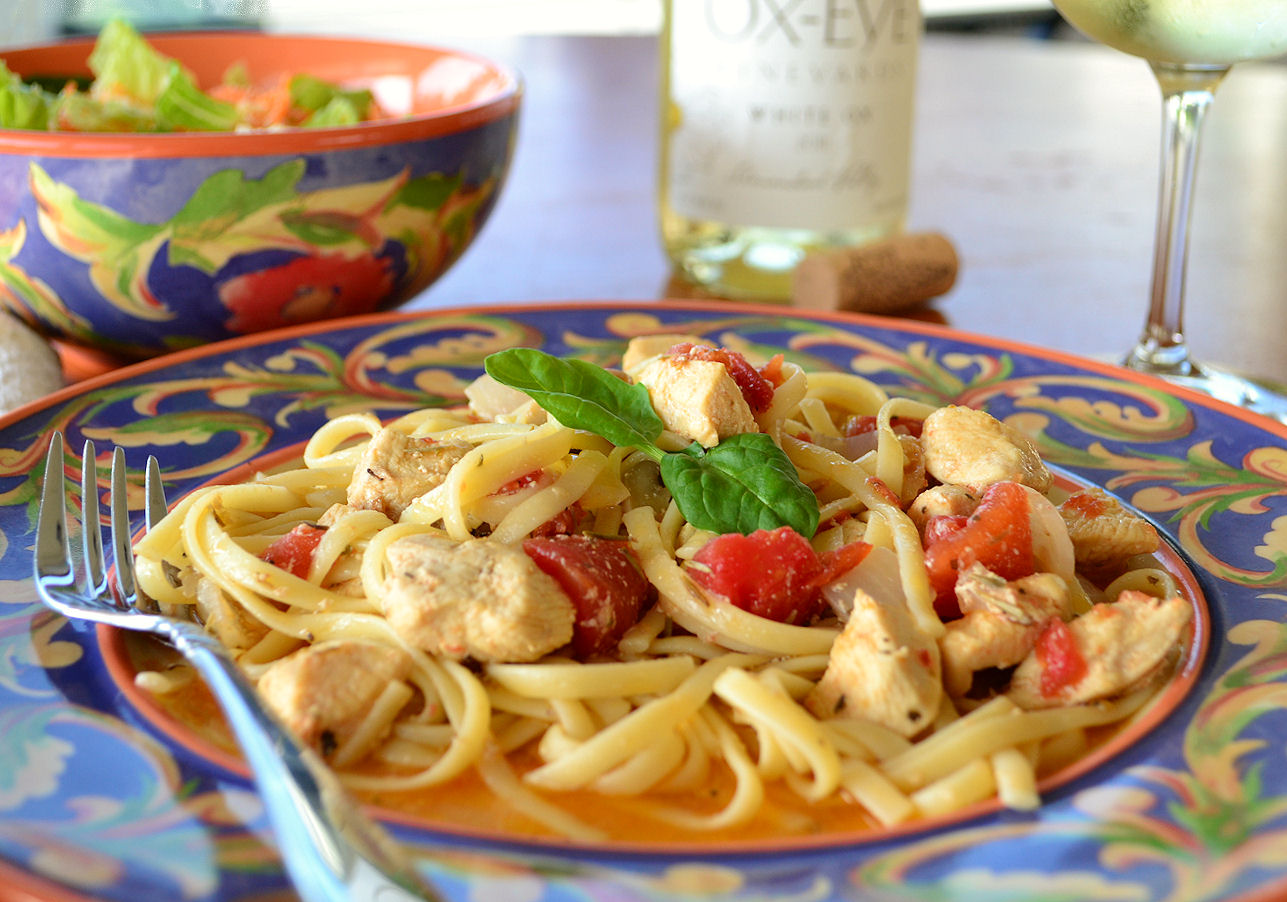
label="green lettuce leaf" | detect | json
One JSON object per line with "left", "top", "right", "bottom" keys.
{"left": 155, "top": 63, "right": 238, "bottom": 131}
{"left": 303, "top": 95, "right": 363, "bottom": 127}
{"left": 289, "top": 73, "right": 374, "bottom": 117}
{"left": 87, "top": 17, "right": 180, "bottom": 107}
{"left": 49, "top": 89, "right": 159, "bottom": 132}
{"left": 0, "top": 61, "right": 53, "bottom": 130}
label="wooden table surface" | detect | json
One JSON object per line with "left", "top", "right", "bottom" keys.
{"left": 412, "top": 32, "right": 1287, "bottom": 387}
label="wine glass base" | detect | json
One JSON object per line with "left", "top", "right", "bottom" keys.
{"left": 1124, "top": 358, "right": 1287, "bottom": 424}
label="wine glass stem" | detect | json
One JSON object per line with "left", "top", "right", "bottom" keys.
{"left": 1126, "top": 63, "right": 1230, "bottom": 377}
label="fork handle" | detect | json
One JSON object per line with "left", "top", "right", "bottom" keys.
{"left": 159, "top": 621, "right": 440, "bottom": 902}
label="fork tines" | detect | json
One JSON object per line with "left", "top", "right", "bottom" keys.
{"left": 34, "top": 432, "right": 159, "bottom": 615}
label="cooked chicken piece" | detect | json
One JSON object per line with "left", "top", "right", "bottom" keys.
{"left": 1059, "top": 487, "right": 1160, "bottom": 572}
{"left": 955, "top": 563, "right": 1069, "bottom": 620}
{"left": 464, "top": 372, "right": 547, "bottom": 425}
{"left": 621, "top": 333, "right": 706, "bottom": 374}
{"left": 1008, "top": 590, "right": 1191, "bottom": 709}
{"left": 908, "top": 484, "right": 980, "bottom": 533}
{"left": 382, "top": 533, "right": 574, "bottom": 662}
{"left": 347, "top": 427, "right": 472, "bottom": 520}
{"left": 318, "top": 502, "right": 351, "bottom": 527}
{"left": 257, "top": 639, "right": 412, "bottom": 759}
{"left": 806, "top": 580, "right": 942, "bottom": 737}
{"left": 939, "top": 563, "right": 1071, "bottom": 696}
{"left": 189, "top": 572, "right": 269, "bottom": 651}
{"left": 920, "top": 405, "right": 1052, "bottom": 494}
{"left": 632, "top": 354, "right": 758, "bottom": 448}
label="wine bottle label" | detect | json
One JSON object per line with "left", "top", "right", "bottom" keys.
{"left": 665, "top": 0, "right": 920, "bottom": 231}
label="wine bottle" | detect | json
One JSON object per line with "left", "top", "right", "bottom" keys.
{"left": 659, "top": 0, "right": 921, "bottom": 301}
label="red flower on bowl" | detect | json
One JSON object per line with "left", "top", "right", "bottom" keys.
{"left": 218, "top": 250, "right": 396, "bottom": 333}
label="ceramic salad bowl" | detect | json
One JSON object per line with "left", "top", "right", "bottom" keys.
{"left": 0, "top": 30, "right": 520, "bottom": 358}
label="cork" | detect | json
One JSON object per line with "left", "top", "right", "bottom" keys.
{"left": 791, "top": 231, "right": 959, "bottom": 314}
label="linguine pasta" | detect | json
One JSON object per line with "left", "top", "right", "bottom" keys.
{"left": 131, "top": 341, "right": 1194, "bottom": 842}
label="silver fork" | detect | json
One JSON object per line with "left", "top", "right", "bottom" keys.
{"left": 33, "top": 432, "right": 442, "bottom": 902}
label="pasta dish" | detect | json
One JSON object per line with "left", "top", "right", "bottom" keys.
{"left": 131, "top": 336, "right": 1194, "bottom": 843}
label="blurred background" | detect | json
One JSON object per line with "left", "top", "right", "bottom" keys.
{"left": 4, "top": 0, "right": 1072, "bottom": 47}
{"left": 6, "top": 0, "right": 1283, "bottom": 385}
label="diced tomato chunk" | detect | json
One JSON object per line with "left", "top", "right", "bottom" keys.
{"left": 529, "top": 502, "right": 584, "bottom": 538}
{"left": 1035, "top": 617, "right": 1087, "bottom": 697}
{"left": 691, "top": 527, "right": 820, "bottom": 623}
{"left": 924, "top": 514, "right": 969, "bottom": 547}
{"left": 493, "top": 471, "right": 581, "bottom": 534}
{"left": 210, "top": 76, "right": 295, "bottom": 128}
{"left": 843, "top": 414, "right": 924, "bottom": 438}
{"left": 496, "top": 470, "right": 543, "bottom": 495}
{"left": 922, "top": 481, "right": 1035, "bottom": 619}
{"left": 810, "top": 541, "right": 873, "bottom": 593}
{"left": 759, "top": 353, "right": 787, "bottom": 387}
{"left": 845, "top": 415, "right": 880, "bottom": 436}
{"left": 689, "top": 527, "right": 869, "bottom": 625}
{"left": 261, "top": 523, "right": 327, "bottom": 580}
{"left": 897, "top": 417, "right": 925, "bottom": 438}
{"left": 668, "top": 342, "right": 775, "bottom": 414}
{"left": 867, "top": 476, "right": 900, "bottom": 507}
{"left": 522, "top": 535, "right": 651, "bottom": 657}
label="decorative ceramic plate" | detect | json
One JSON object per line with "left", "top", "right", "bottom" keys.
{"left": 2, "top": 301, "right": 1285, "bottom": 902}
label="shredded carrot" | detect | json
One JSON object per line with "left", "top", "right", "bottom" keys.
{"left": 209, "top": 74, "right": 296, "bottom": 127}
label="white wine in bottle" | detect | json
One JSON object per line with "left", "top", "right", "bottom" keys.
{"left": 659, "top": 0, "right": 921, "bottom": 301}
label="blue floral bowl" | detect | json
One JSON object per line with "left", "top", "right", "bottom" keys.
{"left": 0, "top": 31, "right": 520, "bottom": 358}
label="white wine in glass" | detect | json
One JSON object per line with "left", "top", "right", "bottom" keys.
{"left": 1050, "top": 0, "right": 1287, "bottom": 419}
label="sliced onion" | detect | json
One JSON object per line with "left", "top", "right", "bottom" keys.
{"left": 1021, "top": 485, "right": 1075, "bottom": 580}
{"left": 812, "top": 431, "right": 880, "bottom": 461}
{"left": 821, "top": 545, "right": 905, "bottom": 621}
{"left": 464, "top": 372, "right": 532, "bottom": 420}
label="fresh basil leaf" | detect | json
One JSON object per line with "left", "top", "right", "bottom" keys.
{"left": 485, "top": 348, "right": 665, "bottom": 454}
{"left": 660, "top": 433, "right": 820, "bottom": 537}
{"left": 484, "top": 348, "right": 820, "bottom": 537}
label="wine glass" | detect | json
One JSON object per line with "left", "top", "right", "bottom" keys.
{"left": 1050, "top": 0, "right": 1287, "bottom": 420}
